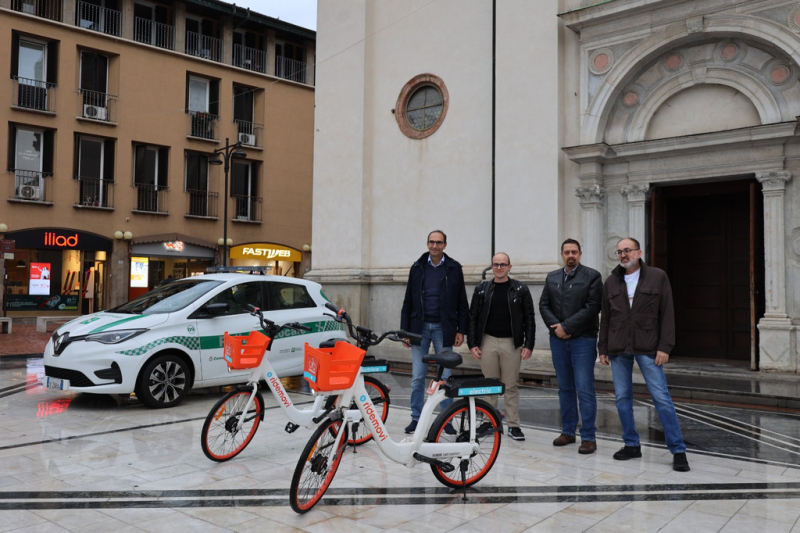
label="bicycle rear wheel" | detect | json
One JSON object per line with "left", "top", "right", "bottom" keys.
{"left": 347, "top": 376, "right": 390, "bottom": 445}
{"left": 290, "top": 418, "right": 348, "bottom": 513}
{"left": 426, "top": 399, "right": 502, "bottom": 488}
{"left": 201, "top": 390, "right": 263, "bottom": 462}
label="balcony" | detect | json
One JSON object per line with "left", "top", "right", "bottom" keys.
{"left": 134, "top": 184, "right": 168, "bottom": 214}
{"left": 12, "top": 77, "right": 56, "bottom": 113}
{"left": 187, "top": 111, "right": 218, "bottom": 141}
{"left": 134, "top": 17, "right": 174, "bottom": 50}
{"left": 234, "top": 120, "right": 263, "bottom": 148}
{"left": 75, "top": 177, "right": 114, "bottom": 209}
{"left": 11, "top": 0, "right": 61, "bottom": 21}
{"left": 186, "top": 32, "right": 223, "bottom": 63}
{"left": 233, "top": 44, "right": 266, "bottom": 73}
{"left": 76, "top": 1, "right": 121, "bottom": 37}
{"left": 186, "top": 189, "right": 218, "bottom": 218}
{"left": 232, "top": 195, "right": 262, "bottom": 223}
{"left": 78, "top": 89, "right": 117, "bottom": 123}
{"left": 10, "top": 170, "right": 52, "bottom": 203}
{"left": 276, "top": 56, "right": 307, "bottom": 84}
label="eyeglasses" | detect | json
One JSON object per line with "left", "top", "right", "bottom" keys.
{"left": 615, "top": 248, "right": 640, "bottom": 257}
{"left": 491, "top": 263, "right": 509, "bottom": 269}
{"left": 428, "top": 240, "right": 445, "bottom": 246}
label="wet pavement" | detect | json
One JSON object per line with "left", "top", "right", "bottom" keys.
{"left": 2, "top": 354, "right": 800, "bottom": 531}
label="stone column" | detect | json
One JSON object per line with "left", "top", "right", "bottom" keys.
{"left": 121, "top": 0, "right": 133, "bottom": 40}
{"left": 621, "top": 183, "right": 649, "bottom": 249}
{"left": 575, "top": 185, "right": 605, "bottom": 272}
{"left": 62, "top": 0, "right": 76, "bottom": 25}
{"left": 174, "top": 2, "right": 186, "bottom": 54}
{"left": 755, "top": 170, "right": 796, "bottom": 371}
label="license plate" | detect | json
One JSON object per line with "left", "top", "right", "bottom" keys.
{"left": 46, "top": 377, "right": 69, "bottom": 390}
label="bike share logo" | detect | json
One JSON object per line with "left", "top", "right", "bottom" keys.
{"left": 268, "top": 372, "right": 291, "bottom": 407}
{"left": 360, "top": 394, "right": 387, "bottom": 442}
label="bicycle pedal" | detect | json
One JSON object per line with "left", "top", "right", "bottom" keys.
{"left": 413, "top": 452, "right": 455, "bottom": 473}
{"left": 284, "top": 422, "right": 300, "bottom": 434}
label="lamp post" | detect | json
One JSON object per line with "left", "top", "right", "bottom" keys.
{"left": 209, "top": 138, "right": 247, "bottom": 267}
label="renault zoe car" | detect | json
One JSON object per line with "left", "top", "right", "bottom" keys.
{"left": 43, "top": 274, "right": 346, "bottom": 408}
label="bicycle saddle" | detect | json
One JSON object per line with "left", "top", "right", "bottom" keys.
{"left": 422, "top": 351, "right": 462, "bottom": 368}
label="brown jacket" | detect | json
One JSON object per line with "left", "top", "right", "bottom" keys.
{"left": 598, "top": 260, "right": 675, "bottom": 356}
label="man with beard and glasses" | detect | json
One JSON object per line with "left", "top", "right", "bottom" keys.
{"left": 598, "top": 237, "right": 690, "bottom": 472}
{"left": 539, "top": 239, "right": 602, "bottom": 453}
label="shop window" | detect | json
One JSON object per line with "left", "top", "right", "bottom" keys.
{"left": 205, "top": 281, "right": 263, "bottom": 315}
{"left": 8, "top": 124, "right": 54, "bottom": 202}
{"left": 75, "top": 135, "right": 114, "bottom": 207}
{"left": 11, "top": 32, "right": 59, "bottom": 112}
{"left": 133, "top": 143, "right": 168, "bottom": 212}
{"left": 266, "top": 282, "right": 314, "bottom": 311}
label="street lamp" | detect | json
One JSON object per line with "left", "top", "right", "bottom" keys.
{"left": 209, "top": 138, "right": 247, "bottom": 267}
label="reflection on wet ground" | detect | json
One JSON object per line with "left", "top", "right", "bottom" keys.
{"left": 3, "top": 355, "right": 800, "bottom": 531}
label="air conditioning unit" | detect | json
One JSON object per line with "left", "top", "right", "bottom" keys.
{"left": 83, "top": 104, "right": 107, "bottom": 120}
{"left": 19, "top": 185, "right": 43, "bottom": 201}
{"left": 238, "top": 133, "right": 255, "bottom": 146}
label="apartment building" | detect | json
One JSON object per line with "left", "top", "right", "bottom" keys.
{"left": 0, "top": 0, "right": 316, "bottom": 317}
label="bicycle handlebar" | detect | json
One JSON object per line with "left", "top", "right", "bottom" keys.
{"left": 246, "top": 305, "right": 312, "bottom": 334}
{"left": 324, "top": 303, "right": 418, "bottom": 348}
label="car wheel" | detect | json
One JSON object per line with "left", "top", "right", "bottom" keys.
{"left": 136, "top": 354, "right": 190, "bottom": 408}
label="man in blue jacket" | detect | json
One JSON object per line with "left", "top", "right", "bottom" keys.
{"left": 401, "top": 230, "right": 469, "bottom": 433}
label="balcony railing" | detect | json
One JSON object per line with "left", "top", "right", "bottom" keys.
{"left": 134, "top": 17, "right": 174, "bottom": 50}
{"left": 12, "top": 77, "right": 56, "bottom": 113}
{"left": 232, "top": 195, "right": 262, "bottom": 222}
{"left": 78, "top": 89, "right": 117, "bottom": 123}
{"left": 234, "top": 120, "right": 264, "bottom": 148}
{"left": 11, "top": 170, "right": 51, "bottom": 203}
{"left": 76, "top": 1, "right": 121, "bottom": 36}
{"left": 134, "top": 183, "right": 168, "bottom": 213}
{"left": 186, "top": 32, "right": 223, "bottom": 62}
{"left": 75, "top": 177, "right": 114, "bottom": 208}
{"left": 12, "top": 0, "right": 61, "bottom": 21}
{"left": 276, "top": 56, "right": 307, "bottom": 84}
{"left": 186, "top": 189, "right": 218, "bottom": 218}
{"left": 187, "top": 111, "right": 218, "bottom": 140}
{"left": 233, "top": 44, "right": 266, "bottom": 73}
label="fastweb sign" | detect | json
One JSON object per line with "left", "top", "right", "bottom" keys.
{"left": 242, "top": 247, "right": 292, "bottom": 259}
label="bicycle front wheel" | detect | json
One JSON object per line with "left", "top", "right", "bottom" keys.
{"left": 290, "top": 418, "right": 348, "bottom": 513}
{"left": 201, "top": 390, "right": 263, "bottom": 462}
{"left": 426, "top": 399, "right": 502, "bottom": 488}
{"left": 348, "top": 376, "right": 390, "bottom": 445}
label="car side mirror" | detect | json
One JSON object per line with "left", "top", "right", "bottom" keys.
{"left": 205, "top": 302, "right": 230, "bottom": 316}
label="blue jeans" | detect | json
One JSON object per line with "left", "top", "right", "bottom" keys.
{"left": 609, "top": 354, "right": 686, "bottom": 454}
{"left": 410, "top": 322, "right": 453, "bottom": 421}
{"left": 550, "top": 336, "right": 597, "bottom": 441}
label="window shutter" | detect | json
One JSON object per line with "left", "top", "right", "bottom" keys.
{"left": 158, "top": 147, "right": 169, "bottom": 188}
{"left": 210, "top": 80, "right": 219, "bottom": 116}
{"left": 73, "top": 134, "right": 80, "bottom": 179}
{"left": 11, "top": 33, "right": 19, "bottom": 78}
{"left": 185, "top": 75, "right": 189, "bottom": 112}
{"left": 104, "top": 139, "right": 115, "bottom": 182}
{"left": 7, "top": 125, "right": 17, "bottom": 172}
{"left": 134, "top": 145, "right": 145, "bottom": 185}
{"left": 43, "top": 130, "right": 54, "bottom": 174}
{"left": 46, "top": 41, "right": 59, "bottom": 85}
{"left": 250, "top": 162, "right": 258, "bottom": 196}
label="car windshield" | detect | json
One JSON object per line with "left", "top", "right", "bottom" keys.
{"left": 111, "top": 280, "right": 223, "bottom": 315}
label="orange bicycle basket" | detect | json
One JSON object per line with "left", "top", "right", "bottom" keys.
{"left": 303, "top": 341, "right": 366, "bottom": 392}
{"left": 223, "top": 331, "right": 271, "bottom": 369}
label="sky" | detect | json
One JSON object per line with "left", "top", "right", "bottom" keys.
{"left": 231, "top": 0, "right": 317, "bottom": 30}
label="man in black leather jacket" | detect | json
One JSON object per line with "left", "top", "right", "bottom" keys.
{"left": 539, "top": 239, "right": 602, "bottom": 454}
{"left": 467, "top": 252, "right": 535, "bottom": 440}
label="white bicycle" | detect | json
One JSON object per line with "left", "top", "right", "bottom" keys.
{"left": 200, "top": 306, "right": 392, "bottom": 461}
{"left": 289, "top": 304, "right": 505, "bottom": 513}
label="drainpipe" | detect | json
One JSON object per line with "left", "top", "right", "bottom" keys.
{"left": 491, "top": 0, "right": 496, "bottom": 259}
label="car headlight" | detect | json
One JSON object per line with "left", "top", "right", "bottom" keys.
{"left": 84, "top": 329, "right": 148, "bottom": 344}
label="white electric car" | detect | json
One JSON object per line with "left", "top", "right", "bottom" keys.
{"left": 43, "top": 274, "right": 346, "bottom": 408}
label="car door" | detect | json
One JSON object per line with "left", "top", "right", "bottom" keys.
{"left": 195, "top": 280, "right": 265, "bottom": 385}
{"left": 263, "top": 280, "right": 325, "bottom": 376}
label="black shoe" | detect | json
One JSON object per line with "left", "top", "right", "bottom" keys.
{"left": 613, "top": 445, "right": 642, "bottom": 460}
{"left": 673, "top": 452, "right": 690, "bottom": 472}
{"left": 444, "top": 423, "right": 456, "bottom": 435}
{"left": 404, "top": 420, "right": 418, "bottom": 434}
{"left": 508, "top": 427, "right": 525, "bottom": 441}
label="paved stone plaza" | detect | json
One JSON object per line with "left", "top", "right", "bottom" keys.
{"left": 2, "top": 354, "right": 800, "bottom": 532}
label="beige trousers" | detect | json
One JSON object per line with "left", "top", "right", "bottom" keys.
{"left": 479, "top": 334, "right": 522, "bottom": 427}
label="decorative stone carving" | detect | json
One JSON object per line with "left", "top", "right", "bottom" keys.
{"left": 757, "top": 170, "right": 791, "bottom": 192}
{"left": 692, "top": 67, "right": 707, "bottom": 84}
{"left": 589, "top": 48, "right": 614, "bottom": 75}
{"left": 756, "top": 170, "right": 792, "bottom": 325}
{"left": 789, "top": 3, "right": 800, "bottom": 33}
{"left": 621, "top": 183, "right": 650, "bottom": 202}
{"left": 686, "top": 16, "right": 704, "bottom": 34}
{"left": 575, "top": 185, "right": 605, "bottom": 205}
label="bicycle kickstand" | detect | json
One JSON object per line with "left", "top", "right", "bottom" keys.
{"left": 459, "top": 459, "right": 469, "bottom": 501}
{"left": 284, "top": 422, "right": 300, "bottom": 434}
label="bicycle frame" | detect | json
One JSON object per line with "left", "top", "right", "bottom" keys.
{"left": 325, "top": 374, "right": 479, "bottom": 467}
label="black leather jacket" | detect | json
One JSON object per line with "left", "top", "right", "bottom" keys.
{"left": 539, "top": 264, "right": 602, "bottom": 338}
{"left": 467, "top": 279, "right": 535, "bottom": 350}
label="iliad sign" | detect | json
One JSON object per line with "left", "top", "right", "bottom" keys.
{"left": 43, "top": 232, "right": 79, "bottom": 248}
